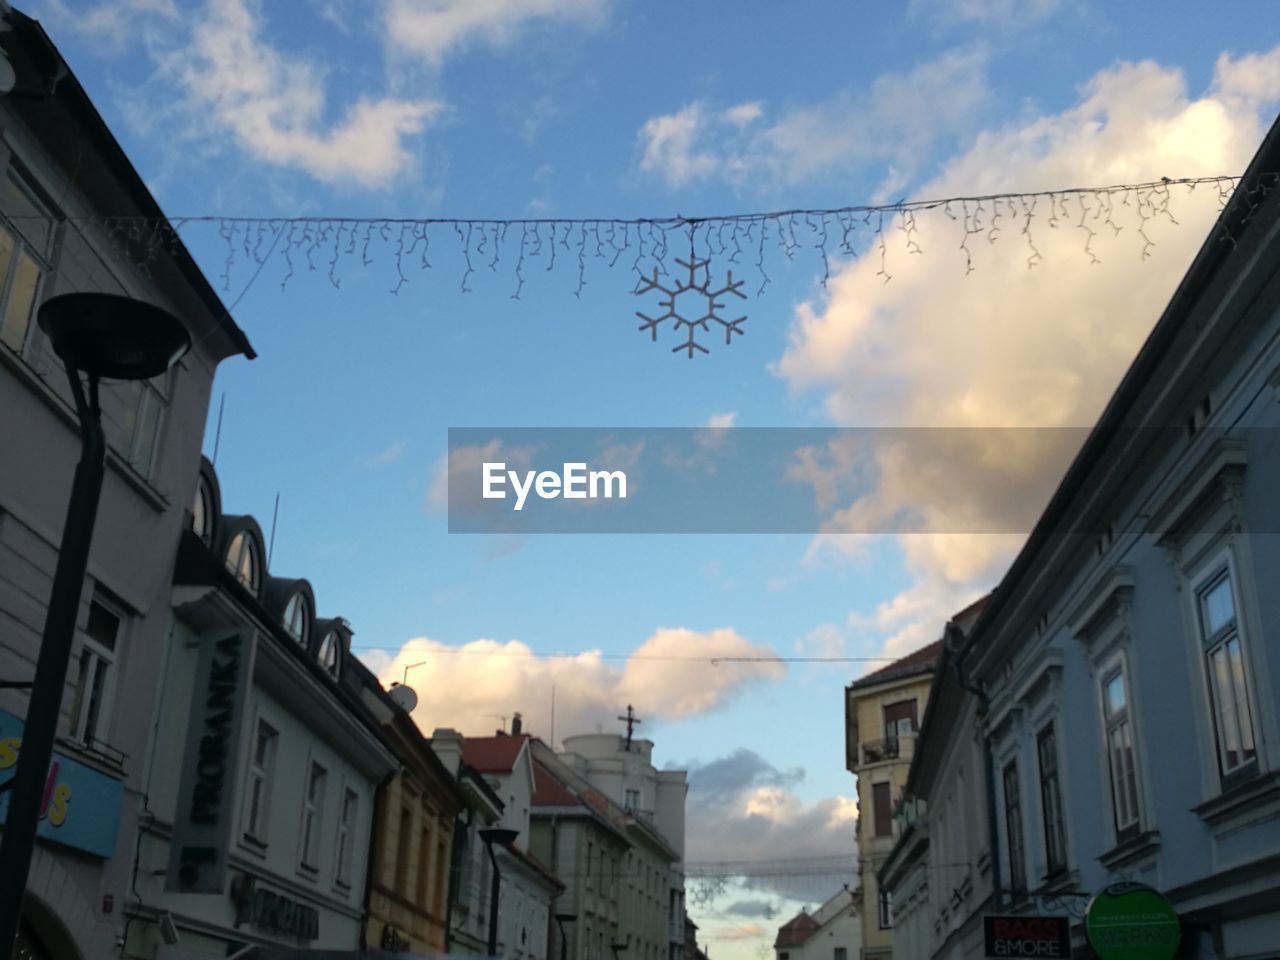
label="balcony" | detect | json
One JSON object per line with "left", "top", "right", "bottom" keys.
{"left": 859, "top": 735, "right": 915, "bottom": 767}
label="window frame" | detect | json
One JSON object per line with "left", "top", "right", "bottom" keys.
{"left": 1192, "top": 562, "right": 1260, "bottom": 786}
{"left": 0, "top": 167, "right": 56, "bottom": 359}
{"left": 318, "top": 630, "right": 341, "bottom": 678}
{"left": 69, "top": 595, "right": 124, "bottom": 748}
{"left": 1098, "top": 659, "right": 1142, "bottom": 840}
{"left": 283, "top": 593, "right": 310, "bottom": 646}
{"left": 877, "top": 888, "right": 893, "bottom": 930}
{"left": 242, "top": 715, "right": 279, "bottom": 847}
{"left": 299, "top": 758, "right": 328, "bottom": 873}
{"left": 1002, "top": 759, "right": 1026, "bottom": 893}
{"left": 871, "top": 780, "right": 893, "bottom": 838}
{"left": 1036, "top": 722, "right": 1068, "bottom": 878}
{"left": 334, "top": 784, "right": 358, "bottom": 889}
{"left": 225, "top": 530, "right": 261, "bottom": 595}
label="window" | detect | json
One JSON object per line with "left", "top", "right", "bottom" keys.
{"left": 878, "top": 888, "right": 893, "bottom": 929}
{"left": 872, "top": 781, "right": 893, "bottom": 837}
{"left": 436, "top": 837, "right": 448, "bottom": 914}
{"left": 300, "top": 761, "right": 327, "bottom": 869}
{"left": 69, "top": 598, "right": 122, "bottom": 746}
{"left": 1002, "top": 761, "right": 1025, "bottom": 892}
{"left": 418, "top": 824, "right": 433, "bottom": 905}
{"left": 1196, "top": 570, "right": 1258, "bottom": 781}
{"left": 226, "top": 531, "right": 260, "bottom": 594}
{"left": 318, "top": 630, "right": 341, "bottom": 677}
{"left": 1101, "top": 667, "right": 1140, "bottom": 837}
{"left": 0, "top": 171, "right": 54, "bottom": 357}
{"left": 335, "top": 787, "right": 357, "bottom": 887}
{"left": 1037, "top": 724, "right": 1067, "bottom": 876}
{"left": 395, "top": 806, "right": 413, "bottom": 890}
{"left": 283, "top": 593, "right": 308, "bottom": 645}
{"left": 625, "top": 787, "right": 640, "bottom": 810}
{"left": 882, "top": 699, "right": 918, "bottom": 746}
{"left": 191, "top": 479, "right": 212, "bottom": 544}
{"left": 586, "top": 840, "right": 594, "bottom": 888}
{"left": 244, "top": 719, "right": 278, "bottom": 842}
{"left": 120, "top": 374, "right": 170, "bottom": 478}
{"left": 834, "top": 949, "right": 847, "bottom": 960}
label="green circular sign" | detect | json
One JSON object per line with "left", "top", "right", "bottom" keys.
{"left": 1085, "top": 883, "right": 1181, "bottom": 960}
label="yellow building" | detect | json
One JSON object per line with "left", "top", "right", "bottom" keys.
{"left": 844, "top": 642, "right": 941, "bottom": 960}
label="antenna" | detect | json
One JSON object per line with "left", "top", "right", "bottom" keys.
{"left": 267, "top": 492, "right": 280, "bottom": 568}
{"left": 402, "top": 661, "right": 427, "bottom": 686}
{"left": 550, "top": 683, "right": 556, "bottom": 751}
{"left": 211, "top": 392, "right": 225, "bottom": 465}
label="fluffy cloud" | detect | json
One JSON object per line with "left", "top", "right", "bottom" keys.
{"left": 778, "top": 48, "right": 1280, "bottom": 658}
{"left": 361, "top": 627, "right": 784, "bottom": 742}
{"left": 159, "top": 0, "right": 439, "bottom": 187}
{"left": 638, "top": 51, "right": 988, "bottom": 188}
{"left": 36, "top": 0, "right": 178, "bottom": 52}
{"left": 385, "top": 0, "right": 609, "bottom": 64}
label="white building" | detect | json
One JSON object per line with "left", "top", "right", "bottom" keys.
{"left": 123, "top": 458, "right": 398, "bottom": 957}
{"left": 773, "top": 889, "right": 862, "bottom": 960}
{"left": 0, "top": 12, "right": 252, "bottom": 960}
{"left": 880, "top": 117, "right": 1280, "bottom": 959}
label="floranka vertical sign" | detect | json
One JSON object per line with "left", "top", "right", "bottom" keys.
{"left": 166, "top": 629, "right": 254, "bottom": 893}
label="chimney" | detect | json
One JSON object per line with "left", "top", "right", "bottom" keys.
{"left": 431, "top": 728, "right": 464, "bottom": 776}
{"left": 511, "top": 712, "right": 523, "bottom": 735}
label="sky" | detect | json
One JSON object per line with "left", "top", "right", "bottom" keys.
{"left": 28, "top": 0, "right": 1280, "bottom": 956}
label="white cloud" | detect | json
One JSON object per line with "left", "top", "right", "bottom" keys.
{"left": 384, "top": 0, "right": 609, "bottom": 64}
{"left": 425, "top": 439, "right": 535, "bottom": 513}
{"left": 36, "top": 0, "right": 178, "bottom": 52}
{"left": 361, "top": 627, "right": 784, "bottom": 743}
{"left": 706, "top": 412, "right": 737, "bottom": 429}
{"left": 778, "top": 47, "right": 1280, "bottom": 660}
{"left": 638, "top": 50, "right": 988, "bottom": 188}
{"left": 163, "top": 0, "right": 440, "bottom": 188}
{"left": 370, "top": 439, "right": 407, "bottom": 465}
{"left": 907, "top": 0, "right": 1062, "bottom": 26}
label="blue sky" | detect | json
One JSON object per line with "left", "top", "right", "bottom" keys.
{"left": 32, "top": 0, "right": 1280, "bottom": 951}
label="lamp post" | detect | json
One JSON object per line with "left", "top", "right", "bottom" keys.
{"left": 479, "top": 827, "right": 520, "bottom": 957}
{"left": 553, "top": 912, "right": 577, "bottom": 960}
{"left": 0, "top": 293, "right": 190, "bottom": 960}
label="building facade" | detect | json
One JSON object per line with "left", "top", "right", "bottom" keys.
{"left": 0, "top": 11, "right": 252, "bottom": 960}
{"left": 347, "top": 659, "right": 469, "bottom": 955}
{"left": 124, "top": 458, "right": 398, "bottom": 957}
{"left": 844, "top": 645, "right": 940, "bottom": 960}
{"left": 881, "top": 119, "right": 1280, "bottom": 959}
{"left": 773, "top": 889, "right": 861, "bottom": 960}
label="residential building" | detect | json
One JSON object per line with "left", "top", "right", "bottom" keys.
{"left": 0, "top": 12, "right": 252, "bottom": 960}
{"left": 773, "top": 889, "right": 861, "bottom": 960}
{"left": 844, "top": 643, "right": 940, "bottom": 960}
{"left": 684, "top": 916, "right": 710, "bottom": 960}
{"left": 442, "top": 725, "right": 563, "bottom": 960}
{"left": 429, "top": 728, "right": 508, "bottom": 955}
{"left": 124, "top": 457, "right": 398, "bottom": 956}
{"left": 529, "top": 739, "right": 631, "bottom": 960}
{"left": 346, "top": 658, "right": 469, "bottom": 954}
{"left": 883, "top": 118, "right": 1280, "bottom": 959}
{"left": 559, "top": 730, "right": 688, "bottom": 960}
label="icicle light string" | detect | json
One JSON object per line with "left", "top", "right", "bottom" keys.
{"left": 18, "top": 174, "right": 1269, "bottom": 299}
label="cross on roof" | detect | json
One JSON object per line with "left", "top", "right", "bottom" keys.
{"left": 618, "top": 704, "right": 642, "bottom": 750}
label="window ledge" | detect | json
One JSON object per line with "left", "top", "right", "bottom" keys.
{"left": 1098, "top": 829, "right": 1161, "bottom": 871}
{"left": 54, "top": 736, "right": 128, "bottom": 778}
{"left": 239, "top": 833, "right": 269, "bottom": 858}
{"left": 1191, "top": 769, "right": 1280, "bottom": 827}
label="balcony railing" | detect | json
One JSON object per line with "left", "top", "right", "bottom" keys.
{"left": 860, "top": 735, "right": 915, "bottom": 766}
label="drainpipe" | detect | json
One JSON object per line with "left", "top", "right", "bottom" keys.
{"left": 948, "top": 620, "right": 1004, "bottom": 910}
{"left": 362, "top": 766, "right": 401, "bottom": 950}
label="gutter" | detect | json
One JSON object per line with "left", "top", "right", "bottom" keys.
{"left": 360, "top": 766, "right": 401, "bottom": 951}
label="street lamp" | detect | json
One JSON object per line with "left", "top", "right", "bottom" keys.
{"left": 479, "top": 827, "right": 520, "bottom": 957}
{"left": 0, "top": 293, "right": 190, "bottom": 960}
{"left": 553, "top": 912, "right": 577, "bottom": 960}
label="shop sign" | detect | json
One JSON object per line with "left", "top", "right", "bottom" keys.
{"left": 984, "top": 915, "right": 1070, "bottom": 958}
{"left": 231, "top": 874, "right": 320, "bottom": 941}
{"left": 0, "top": 707, "right": 124, "bottom": 858}
{"left": 166, "top": 628, "right": 254, "bottom": 893}
{"left": 1085, "top": 883, "right": 1180, "bottom": 960}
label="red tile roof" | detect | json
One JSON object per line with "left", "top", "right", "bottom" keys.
{"left": 532, "top": 759, "right": 580, "bottom": 807}
{"left": 774, "top": 912, "right": 820, "bottom": 948}
{"left": 849, "top": 639, "right": 942, "bottom": 691}
{"left": 461, "top": 734, "right": 529, "bottom": 773}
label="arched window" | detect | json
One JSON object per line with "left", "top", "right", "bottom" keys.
{"left": 226, "top": 531, "right": 259, "bottom": 594}
{"left": 283, "top": 593, "right": 309, "bottom": 645}
{"left": 318, "top": 631, "right": 341, "bottom": 678}
{"left": 191, "top": 480, "right": 212, "bottom": 544}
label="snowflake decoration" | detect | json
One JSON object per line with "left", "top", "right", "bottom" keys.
{"left": 634, "top": 254, "right": 747, "bottom": 358}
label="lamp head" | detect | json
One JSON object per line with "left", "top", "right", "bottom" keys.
{"left": 38, "top": 293, "right": 191, "bottom": 381}
{"left": 479, "top": 827, "right": 520, "bottom": 847}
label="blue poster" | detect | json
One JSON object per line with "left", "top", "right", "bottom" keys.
{"left": 0, "top": 707, "right": 124, "bottom": 859}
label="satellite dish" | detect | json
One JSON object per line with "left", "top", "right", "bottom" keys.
{"left": 388, "top": 683, "right": 418, "bottom": 712}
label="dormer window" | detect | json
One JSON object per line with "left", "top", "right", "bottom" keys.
{"left": 283, "top": 593, "right": 309, "bottom": 645}
{"left": 191, "top": 478, "right": 213, "bottom": 545}
{"left": 317, "top": 631, "right": 341, "bottom": 678}
{"left": 226, "top": 531, "right": 260, "bottom": 594}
